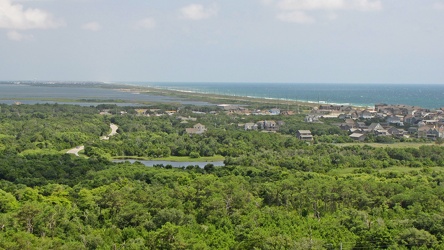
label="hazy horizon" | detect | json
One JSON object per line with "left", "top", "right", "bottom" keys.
{"left": 1, "top": 80, "right": 443, "bottom": 86}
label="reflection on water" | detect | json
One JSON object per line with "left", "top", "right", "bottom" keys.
{"left": 113, "top": 159, "right": 225, "bottom": 168}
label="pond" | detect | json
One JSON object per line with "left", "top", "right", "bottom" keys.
{"left": 113, "top": 159, "right": 225, "bottom": 168}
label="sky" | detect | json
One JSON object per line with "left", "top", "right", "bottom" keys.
{"left": 0, "top": 0, "right": 444, "bottom": 84}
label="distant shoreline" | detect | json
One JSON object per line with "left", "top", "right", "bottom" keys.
{"left": 119, "top": 85, "right": 323, "bottom": 109}
{"left": 0, "top": 81, "right": 363, "bottom": 108}
{"left": 1, "top": 81, "right": 442, "bottom": 109}
{"left": 121, "top": 82, "right": 444, "bottom": 110}
{"left": 111, "top": 83, "right": 374, "bottom": 110}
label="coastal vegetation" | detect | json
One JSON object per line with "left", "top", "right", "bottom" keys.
{"left": 1, "top": 103, "right": 444, "bottom": 248}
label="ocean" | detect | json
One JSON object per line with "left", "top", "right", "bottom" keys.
{"left": 1, "top": 82, "right": 443, "bottom": 109}
{"left": 132, "top": 82, "right": 444, "bottom": 109}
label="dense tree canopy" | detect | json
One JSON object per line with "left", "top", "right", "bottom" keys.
{"left": 1, "top": 104, "right": 444, "bottom": 249}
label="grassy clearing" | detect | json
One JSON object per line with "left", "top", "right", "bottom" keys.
{"left": 112, "top": 155, "right": 225, "bottom": 162}
{"left": 330, "top": 166, "right": 444, "bottom": 175}
{"left": 378, "top": 166, "right": 444, "bottom": 173}
{"left": 334, "top": 142, "right": 440, "bottom": 148}
{"left": 19, "top": 149, "right": 61, "bottom": 156}
{"left": 77, "top": 150, "right": 88, "bottom": 158}
{"left": 329, "top": 168, "right": 358, "bottom": 175}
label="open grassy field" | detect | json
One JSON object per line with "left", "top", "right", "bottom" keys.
{"left": 19, "top": 148, "right": 63, "bottom": 156}
{"left": 330, "top": 166, "right": 444, "bottom": 176}
{"left": 334, "top": 142, "right": 441, "bottom": 148}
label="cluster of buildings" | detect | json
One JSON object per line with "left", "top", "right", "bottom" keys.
{"left": 133, "top": 109, "right": 178, "bottom": 117}
{"left": 307, "top": 103, "right": 444, "bottom": 141}
{"left": 240, "top": 120, "right": 285, "bottom": 132}
{"left": 218, "top": 104, "right": 296, "bottom": 116}
{"left": 99, "top": 101, "right": 444, "bottom": 142}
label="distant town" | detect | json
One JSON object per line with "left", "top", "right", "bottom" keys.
{"left": 97, "top": 102, "right": 444, "bottom": 143}
{"left": 309, "top": 103, "right": 444, "bottom": 141}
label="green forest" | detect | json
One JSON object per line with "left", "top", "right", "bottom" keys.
{"left": 1, "top": 103, "right": 444, "bottom": 249}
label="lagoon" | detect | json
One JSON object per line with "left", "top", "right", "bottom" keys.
{"left": 0, "top": 83, "right": 213, "bottom": 106}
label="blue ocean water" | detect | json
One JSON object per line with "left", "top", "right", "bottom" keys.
{"left": 1, "top": 82, "right": 443, "bottom": 109}
{"left": 131, "top": 82, "right": 444, "bottom": 109}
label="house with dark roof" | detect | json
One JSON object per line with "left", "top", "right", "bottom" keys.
{"left": 339, "top": 123, "right": 353, "bottom": 131}
{"left": 426, "top": 126, "right": 444, "bottom": 140}
{"left": 388, "top": 127, "right": 407, "bottom": 137}
{"left": 386, "top": 115, "right": 402, "bottom": 124}
{"left": 375, "top": 129, "right": 389, "bottom": 136}
{"left": 257, "top": 120, "right": 279, "bottom": 131}
{"left": 356, "top": 122, "right": 367, "bottom": 129}
{"left": 368, "top": 123, "right": 384, "bottom": 132}
{"left": 417, "top": 125, "right": 431, "bottom": 138}
{"left": 360, "top": 110, "right": 374, "bottom": 119}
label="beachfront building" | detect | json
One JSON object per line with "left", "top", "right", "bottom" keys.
{"left": 305, "top": 114, "right": 321, "bottom": 123}
{"left": 359, "top": 110, "right": 374, "bottom": 119}
{"left": 269, "top": 108, "right": 281, "bottom": 115}
{"left": 386, "top": 115, "right": 402, "bottom": 125}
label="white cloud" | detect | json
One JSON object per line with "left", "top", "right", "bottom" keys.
{"left": 6, "top": 30, "right": 33, "bottom": 41}
{"left": 82, "top": 21, "right": 101, "bottom": 31}
{"left": 135, "top": 18, "right": 156, "bottom": 30}
{"left": 0, "top": 0, "right": 63, "bottom": 30}
{"left": 433, "top": 2, "right": 444, "bottom": 10}
{"left": 180, "top": 4, "right": 218, "bottom": 20}
{"left": 275, "top": 0, "right": 382, "bottom": 23}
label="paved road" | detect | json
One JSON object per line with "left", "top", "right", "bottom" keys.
{"left": 66, "top": 146, "right": 84, "bottom": 157}
{"left": 109, "top": 123, "right": 118, "bottom": 136}
{"left": 100, "top": 123, "right": 119, "bottom": 140}
{"left": 68, "top": 123, "right": 119, "bottom": 156}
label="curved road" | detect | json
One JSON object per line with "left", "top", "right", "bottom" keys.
{"left": 67, "top": 123, "right": 118, "bottom": 157}
{"left": 66, "top": 146, "right": 84, "bottom": 157}
{"left": 109, "top": 123, "right": 118, "bottom": 136}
